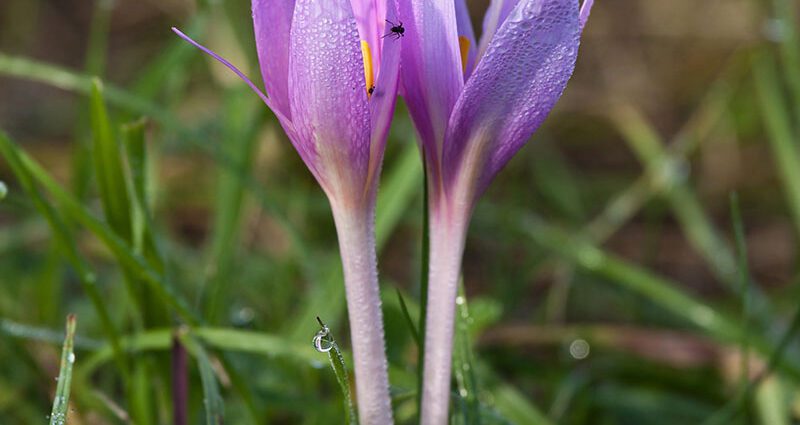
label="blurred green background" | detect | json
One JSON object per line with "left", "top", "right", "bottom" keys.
{"left": 1, "top": 0, "right": 799, "bottom": 424}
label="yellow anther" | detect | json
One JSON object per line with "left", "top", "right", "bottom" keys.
{"left": 361, "top": 40, "right": 375, "bottom": 98}
{"left": 458, "top": 36, "right": 471, "bottom": 75}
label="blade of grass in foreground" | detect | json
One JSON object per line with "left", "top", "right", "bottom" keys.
{"left": 314, "top": 317, "right": 358, "bottom": 425}
{"left": 178, "top": 332, "right": 225, "bottom": 425}
{"left": 49, "top": 314, "right": 76, "bottom": 425}
{"left": 452, "top": 282, "right": 481, "bottom": 425}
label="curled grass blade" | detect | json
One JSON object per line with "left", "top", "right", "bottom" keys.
{"left": 315, "top": 317, "right": 358, "bottom": 425}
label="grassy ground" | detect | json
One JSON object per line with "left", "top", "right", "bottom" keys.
{"left": 1, "top": 0, "right": 799, "bottom": 424}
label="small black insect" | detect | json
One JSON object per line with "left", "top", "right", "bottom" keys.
{"left": 368, "top": 85, "right": 375, "bottom": 95}
{"left": 383, "top": 19, "right": 404, "bottom": 39}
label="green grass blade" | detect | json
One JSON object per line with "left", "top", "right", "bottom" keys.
{"left": 0, "top": 318, "right": 100, "bottom": 349}
{"left": 729, "top": 192, "right": 756, "bottom": 423}
{"left": 395, "top": 289, "right": 420, "bottom": 347}
{"left": 490, "top": 382, "right": 554, "bottom": 425}
{"left": 178, "top": 333, "right": 225, "bottom": 425}
{"left": 755, "top": 377, "right": 790, "bottom": 425}
{"left": 730, "top": 193, "right": 752, "bottom": 392}
{"left": 752, "top": 51, "right": 800, "bottom": 236}
{"left": 315, "top": 317, "right": 358, "bottom": 425}
{"left": 79, "top": 328, "right": 319, "bottom": 383}
{"left": 89, "top": 78, "right": 133, "bottom": 241}
{"left": 416, "top": 153, "right": 429, "bottom": 419}
{"left": 452, "top": 282, "right": 481, "bottom": 425}
{"left": 69, "top": 0, "right": 112, "bottom": 199}
{"left": 121, "top": 118, "right": 163, "bottom": 268}
{"left": 49, "top": 314, "right": 77, "bottom": 425}
{"left": 84, "top": 0, "right": 112, "bottom": 77}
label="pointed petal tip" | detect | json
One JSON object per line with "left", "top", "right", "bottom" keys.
{"left": 170, "top": 25, "right": 292, "bottom": 126}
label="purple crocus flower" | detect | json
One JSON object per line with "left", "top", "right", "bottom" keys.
{"left": 398, "top": 0, "right": 593, "bottom": 423}
{"left": 173, "top": 0, "right": 401, "bottom": 423}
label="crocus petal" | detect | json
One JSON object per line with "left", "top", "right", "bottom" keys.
{"left": 365, "top": 0, "right": 402, "bottom": 192}
{"left": 475, "top": 0, "right": 519, "bottom": 65}
{"left": 289, "top": 0, "right": 371, "bottom": 201}
{"left": 171, "top": 27, "right": 293, "bottom": 128}
{"left": 399, "top": 0, "right": 464, "bottom": 169}
{"left": 252, "top": 0, "right": 295, "bottom": 119}
{"left": 351, "top": 0, "right": 386, "bottom": 69}
{"left": 443, "top": 0, "right": 581, "bottom": 197}
{"left": 579, "top": 0, "right": 594, "bottom": 30}
{"left": 454, "top": 0, "right": 477, "bottom": 78}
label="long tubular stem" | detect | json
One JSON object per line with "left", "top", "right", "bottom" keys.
{"left": 420, "top": 204, "right": 470, "bottom": 425}
{"left": 331, "top": 202, "right": 394, "bottom": 425}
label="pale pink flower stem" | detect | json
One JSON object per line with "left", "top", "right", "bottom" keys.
{"left": 330, "top": 201, "right": 394, "bottom": 425}
{"left": 420, "top": 202, "right": 471, "bottom": 425}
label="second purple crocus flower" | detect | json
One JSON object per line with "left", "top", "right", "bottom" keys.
{"left": 174, "top": 0, "right": 401, "bottom": 423}
{"left": 399, "top": 0, "right": 593, "bottom": 423}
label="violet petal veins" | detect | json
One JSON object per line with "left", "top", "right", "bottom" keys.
{"left": 399, "top": 0, "right": 594, "bottom": 424}
{"left": 174, "top": 0, "right": 401, "bottom": 423}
